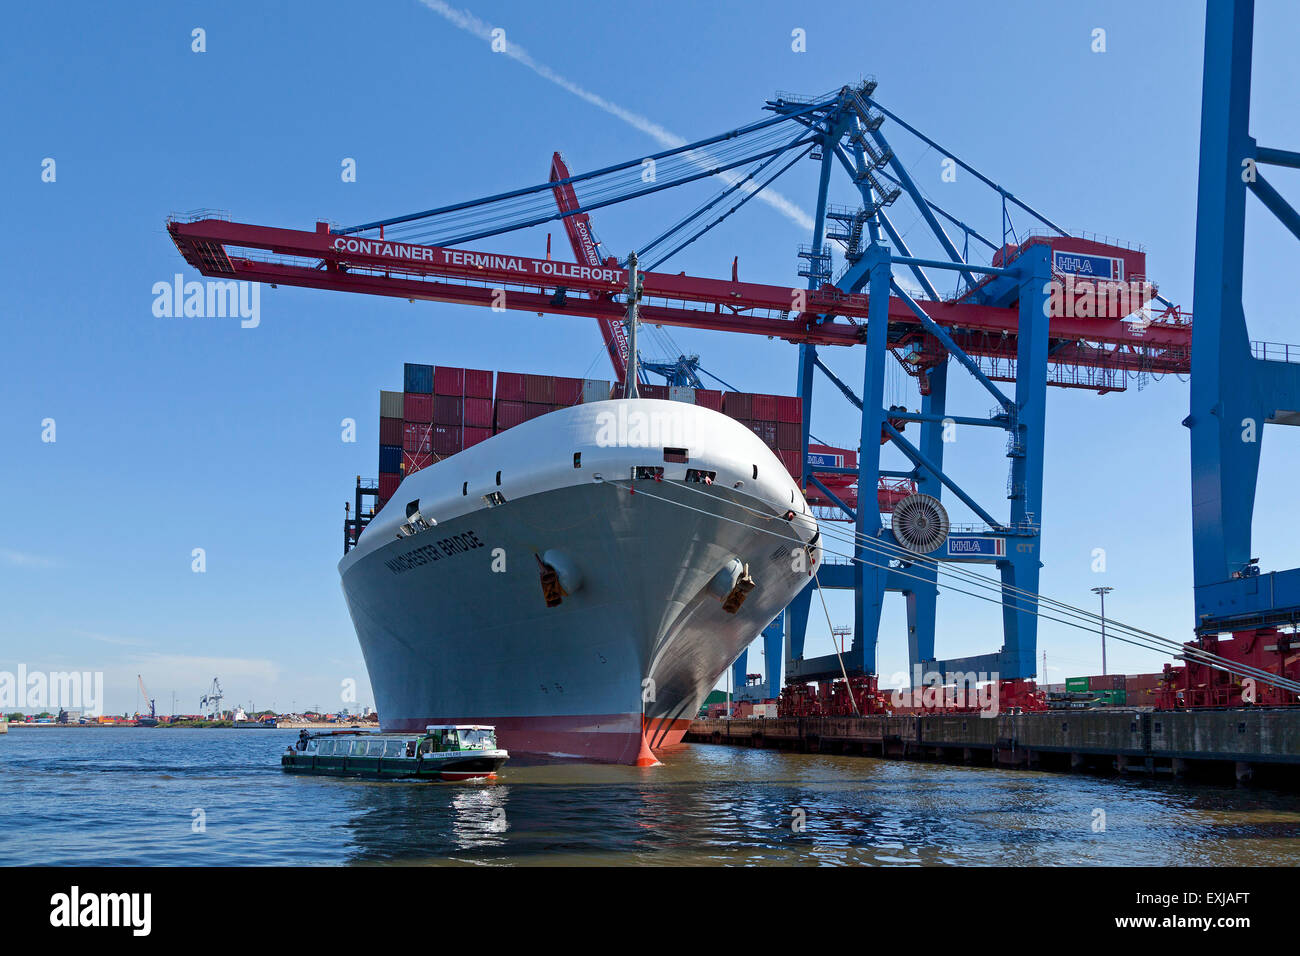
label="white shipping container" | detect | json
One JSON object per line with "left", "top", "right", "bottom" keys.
{"left": 581, "top": 379, "right": 611, "bottom": 403}
{"left": 669, "top": 386, "right": 696, "bottom": 404}
{"left": 751, "top": 703, "right": 778, "bottom": 718}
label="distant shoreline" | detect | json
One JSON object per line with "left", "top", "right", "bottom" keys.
{"left": 4, "top": 721, "right": 380, "bottom": 730}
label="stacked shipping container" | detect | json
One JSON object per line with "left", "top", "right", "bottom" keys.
{"left": 1058, "top": 673, "right": 1166, "bottom": 706}
{"left": 375, "top": 364, "right": 496, "bottom": 510}
{"left": 376, "top": 365, "right": 818, "bottom": 512}
{"left": 721, "top": 391, "right": 804, "bottom": 479}
{"left": 492, "top": 372, "right": 594, "bottom": 433}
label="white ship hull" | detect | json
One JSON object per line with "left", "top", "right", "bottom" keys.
{"left": 339, "top": 399, "right": 819, "bottom": 764}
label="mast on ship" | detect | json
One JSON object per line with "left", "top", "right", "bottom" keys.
{"left": 623, "top": 251, "right": 641, "bottom": 399}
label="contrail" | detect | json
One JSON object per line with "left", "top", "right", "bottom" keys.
{"left": 418, "top": 0, "right": 815, "bottom": 232}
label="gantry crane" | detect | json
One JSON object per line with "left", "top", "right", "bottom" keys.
{"left": 169, "top": 80, "right": 1197, "bottom": 706}
{"left": 1169, "top": 0, "right": 1300, "bottom": 706}
{"left": 199, "top": 678, "right": 224, "bottom": 721}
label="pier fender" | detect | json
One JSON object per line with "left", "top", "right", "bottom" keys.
{"left": 541, "top": 549, "right": 582, "bottom": 594}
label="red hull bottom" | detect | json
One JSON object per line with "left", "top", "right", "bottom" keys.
{"left": 387, "top": 713, "right": 694, "bottom": 766}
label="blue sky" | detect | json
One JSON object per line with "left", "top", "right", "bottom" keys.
{"left": 3, "top": 1, "right": 1298, "bottom": 715}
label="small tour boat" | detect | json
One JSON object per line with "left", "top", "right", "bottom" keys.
{"left": 281, "top": 725, "right": 507, "bottom": 781}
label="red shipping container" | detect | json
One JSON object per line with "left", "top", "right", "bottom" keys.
{"left": 495, "top": 400, "right": 526, "bottom": 431}
{"left": 463, "top": 426, "right": 492, "bottom": 448}
{"left": 525, "top": 374, "right": 555, "bottom": 404}
{"left": 1086, "top": 674, "right": 1125, "bottom": 691}
{"left": 402, "top": 422, "right": 432, "bottom": 454}
{"left": 496, "top": 371, "right": 527, "bottom": 403}
{"left": 525, "top": 402, "right": 550, "bottom": 421}
{"left": 750, "top": 421, "right": 778, "bottom": 447}
{"left": 378, "top": 473, "right": 401, "bottom": 500}
{"left": 554, "top": 377, "right": 583, "bottom": 406}
{"left": 403, "top": 392, "right": 433, "bottom": 423}
{"left": 432, "top": 425, "right": 462, "bottom": 456}
{"left": 723, "top": 392, "right": 752, "bottom": 419}
{"left": 463, "top": 397, "right": 493, "bottom": 428}
{"left": 779, "top": 450, "right": 801, "bottom": 477}
{"left": 752, "top": 393, "right": 778, "bottom": 421}
{"left": 379, "top": 416, "right": 403, "bottom": 446}
{"left": 434, "top": 366, "right": 465, "bottom": 396}
{"left": 642, "top": 384, "right": 670, "bottom": 400}
{"left": 777, "top": 422, "right": 801, "bottom": 451}
{"left": 695, "top": 389, "right": 723, "bottom": 411}
{"left": 776, "top": 395, "right": 803, "bottom": 424}
{"left": 464, "top": 368, "right": 493, "bottom": 399}
{"left": 402, "top": 450, "right": 433, "bottom": 475}
{"left": 433, "top": 395, "right": 464, "bottom": 426}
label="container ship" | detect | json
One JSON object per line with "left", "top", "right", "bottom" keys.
{"left": 339, "top": 365, "right": 821, "bottom": 764}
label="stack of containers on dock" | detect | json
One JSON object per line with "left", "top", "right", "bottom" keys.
{"left": 1124, "top": 672, "right": 1162, "bottom": 705}
{"left": 1086, "top": 674, "right": 1126, "bottom": 705}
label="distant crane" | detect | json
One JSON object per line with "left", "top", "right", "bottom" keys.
{"left": 136, "top": 675, "right": 158, "bottom": 726}
{"left": 199, "top": 677, "right": 224, "bottom": 720}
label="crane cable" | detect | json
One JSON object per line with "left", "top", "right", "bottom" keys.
{"left": 668, "top": 475, "right": 1293, "bottom": 681}
{"left": 602, "top": 477, "right": 1300, "bottom": 695}
{"left": 672, "top": 479, "right": 1300, "bottom": 694}
{"left": 813, "top": 569, "right": 861, "bottom": 715}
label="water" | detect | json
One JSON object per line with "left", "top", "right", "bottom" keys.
{"left": 3, "top": 728, "right": 1299, "bottom": 866}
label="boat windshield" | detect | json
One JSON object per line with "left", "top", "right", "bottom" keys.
{"left": 459, "top": 728, "right": 496, "bottom": 750}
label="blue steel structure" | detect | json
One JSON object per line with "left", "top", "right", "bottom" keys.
{"left": 765, "top": 86, "right": 1062, "bottom": 687}
{"left": 1189, "top": 0, "right": 1300, "bottom": 637}
{"left": 178, "top": 77, "right": 1177, "bottom": 702}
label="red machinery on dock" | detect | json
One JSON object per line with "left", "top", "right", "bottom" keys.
{"left": 776, "top": 675, "right": 1046, "bottom": 717}
{"left": 1157, "top": 628, "right": 1300, "bottom": 709}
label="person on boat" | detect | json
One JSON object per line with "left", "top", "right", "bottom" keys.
{"left": 296, "top": 729, "right": 310, "bottom": 752}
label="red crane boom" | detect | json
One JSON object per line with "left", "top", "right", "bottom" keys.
{"left": 548, "top": 152, "right": 629, "bottom": 381}
{"left": 166, "top": 216, "right": 1192, "bottom": 391}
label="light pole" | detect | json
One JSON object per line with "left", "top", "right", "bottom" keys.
{"left": 1091, "top": 586, "right": 1114, "bottom": 675}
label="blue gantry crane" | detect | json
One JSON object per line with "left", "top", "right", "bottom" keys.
{"left": 169, "top": 76, "right": 1192, "bottom": 709}
{"left": 1176, "top": 0, "right": 1300, "bottom": 702}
